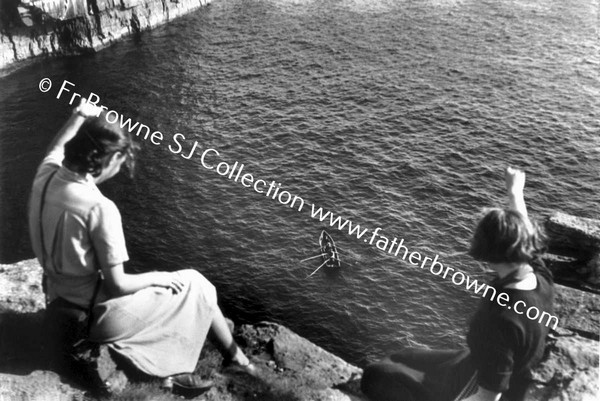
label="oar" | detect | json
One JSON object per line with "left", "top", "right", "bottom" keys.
{"left": 334, "top": 251, "right": 364, "bottom": 264}
{"left": 306, "top": 260, "right": 328, "bottom": 278}
{"left": 300, "top": 254, "right": 326, "bottom": 263}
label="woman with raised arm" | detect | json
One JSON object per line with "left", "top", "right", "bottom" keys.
{"left": 28, "top": 100, "right": 256, "bottom": 395}
{"left": 361, "top": 167, "right": 554, "bottom": 401}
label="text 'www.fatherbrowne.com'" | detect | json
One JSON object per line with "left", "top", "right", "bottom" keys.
{"left": 308, "top": 207, "right": 558, "bottom": 329}
{"left": 41, "top": 78, "right": 559, "bottom": 330}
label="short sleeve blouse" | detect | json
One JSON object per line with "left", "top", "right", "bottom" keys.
{"left": 28, "top": 148, "right": 129, "bottom": 307}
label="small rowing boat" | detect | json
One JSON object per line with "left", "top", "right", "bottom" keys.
{"left": 301, "top": 230, "right": 342, "bottom": 278}
{"left": 320, "top": 230, "right": 341, "bottom": 269}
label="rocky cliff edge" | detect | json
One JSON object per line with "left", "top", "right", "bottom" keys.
{"left": 1, "top": 257, "right": 598, "bottom": 400}
{"left": 0, "top": 0, "right": 211, "bottom": 74}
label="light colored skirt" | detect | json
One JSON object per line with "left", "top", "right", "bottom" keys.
{"left": 89, "top": 269, "right": 217, "bottom": 377}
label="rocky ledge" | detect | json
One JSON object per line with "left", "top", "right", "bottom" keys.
{"left": 0, "top": 212, "right": 598, "bottom": 400}
{"left": 0, "top": 259, "right": 365, "bottom": 401}
{"left": 0, "top": 0, "right": 211, "bottom": 74}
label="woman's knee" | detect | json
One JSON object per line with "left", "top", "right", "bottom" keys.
{"left": 177, "top": 268, "right": 203, "bottom": 280}
{"left": 362, "top": 362, "right": 399, "bottom": 400}
{"left": 361, "top": 360, "right": 424, "bottom": 401}
{"left": 361, "top": 362, "right": 383, "bottom": 397}
{"left": 177, "top": 269, "right": 218, "bottom": 306}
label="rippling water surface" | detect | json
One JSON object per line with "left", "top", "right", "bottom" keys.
{"left": 1, "top": 0, "right": 599, "bottom": 363}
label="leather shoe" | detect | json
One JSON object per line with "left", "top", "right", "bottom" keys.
{"left": 162, "top": 373, "right": 213, "bottom": 397}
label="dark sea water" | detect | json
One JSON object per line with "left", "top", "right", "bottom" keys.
{"left": 1, "top": 0, "right": 599, "bottom": 364}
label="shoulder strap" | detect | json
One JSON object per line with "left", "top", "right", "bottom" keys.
{"left": 39, "top": 169, "right": 102, "bottom": 331}
{"left": 39, "top": 170, "right": 58, "bottom": 298}
{"left": 86, "top": 275, "right": 102, "bottom": 335}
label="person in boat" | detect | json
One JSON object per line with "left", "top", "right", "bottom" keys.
{"left": 361, "top": 167, "right": 554, "bottom": 401}
{"left": 28, "top": 100, "right": 256, "bottom": 393}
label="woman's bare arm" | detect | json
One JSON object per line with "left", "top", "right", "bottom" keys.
{"left": 102, "top": 263, "right": 185, "bottom": 297}
{"left": 505, "top": 166, "right": 528, "bottom": 219}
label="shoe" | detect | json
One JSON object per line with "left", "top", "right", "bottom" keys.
{"left": 223, "top": 359, "right": 259, "bottom": 378}
{"left": 162, "top": 373, "right": 213, "bottom": 397}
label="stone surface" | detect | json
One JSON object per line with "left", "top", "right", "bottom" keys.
{"left": 231, "top": 322, "right": 364, "bottom": 401}
{"left": 0, "top": 370, "right": 85, "bottom": 401}
{"left": 0, "top": 258, "right": 598, "bottom": 400}
{"left": 543, "top": 212, "right": 600, "bottom": 291}
{"left": 529, "top": 335, "right": 600, "bottom": 401}
{"left": 239, "top": 322, "right": 362, "bottom": 392}
{"left": 553, "top": 284, "right": 600, "bottom": 338}
{"left": 545, "top": 212, "right": 600, "bottom": 260}
{"left": 0, "top": 259, "right": 45, "bottom": 314}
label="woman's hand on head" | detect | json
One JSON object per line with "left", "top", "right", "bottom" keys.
{"left": 505, "top": 166, "right": 525, "bottom": 195}
{"left": 153, "top": 271, "right": 185, "bottom": 294}
{"left": 74, "top": 98, "right": 103, "bottom": 118}
{"left": 46, "top": 98, "right": 102, "bottom": 157}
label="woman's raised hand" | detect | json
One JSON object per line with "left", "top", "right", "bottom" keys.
{"left": 74, "top": 98, "right": 103, "bottom": 118}
{"left": 505, "top": 166, "right": 526, "bottom": 195}
{"left": 505, "top": 166, "right": 529, "bottom": 219}
{"left": 153, "top": 271, "right": 185, "bottom": 294}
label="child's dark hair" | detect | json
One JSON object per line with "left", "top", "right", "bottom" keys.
{"left": 469, "top": 208, "right": 546, "bottom": 264}
{"left": 64, "top": 111, "right": 138, "bottom": 177}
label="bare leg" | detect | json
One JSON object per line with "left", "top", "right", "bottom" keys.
{"left": 210, "top": 306, "right": 250, "bottom": 365}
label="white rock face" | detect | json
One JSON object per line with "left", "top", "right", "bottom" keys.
{"left": 0, "top": 0, "right": 212, "bottom": 73}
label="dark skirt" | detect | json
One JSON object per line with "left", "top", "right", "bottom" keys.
{"left": 361, "top": 348, "right": 478, "bottom": 401}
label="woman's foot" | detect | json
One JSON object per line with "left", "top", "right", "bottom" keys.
{"left": 223, "top": 346, "right": 258, "bottom": 377}
{"left": 223, "top": 358, "right": 258, "bottom": 377}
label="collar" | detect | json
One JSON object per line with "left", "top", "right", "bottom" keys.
{"left": 57, "top": 165, "right": 96, "bottom": 187}
{"left": 492, "top": 265, "right": 535, "bottom": 289}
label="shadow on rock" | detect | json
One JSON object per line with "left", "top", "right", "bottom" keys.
{"left": 0, "top": 310, "right": 48, "bottom": 374}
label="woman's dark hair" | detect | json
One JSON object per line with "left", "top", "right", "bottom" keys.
{"left": 469, "top": 208, "right": 546, "bottom": 264}
{"left": 64, "top": 111, "right": 138, "bottom": 177}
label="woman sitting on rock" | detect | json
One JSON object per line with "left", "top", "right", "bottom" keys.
{"left": 361, "top": 167, "right": 554, "bottom": 401}
{"left": 28, "top": 100, "right": 256, "bottom": 394}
